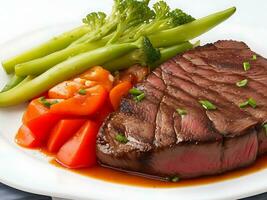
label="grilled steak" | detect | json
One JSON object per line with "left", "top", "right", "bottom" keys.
{"left": 97, "top": 40, "right": 267, "bottom": 180}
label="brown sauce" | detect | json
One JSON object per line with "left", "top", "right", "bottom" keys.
{"left": 49, "top": 155, "right": 267, "bottom": 188}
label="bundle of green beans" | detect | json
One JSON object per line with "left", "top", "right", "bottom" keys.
{"left": 0, "top": 0, "right": 236, "bottom": 107}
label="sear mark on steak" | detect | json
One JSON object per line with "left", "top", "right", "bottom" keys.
{"left": 97, "top": 40, "right": 267, "bottom": 180}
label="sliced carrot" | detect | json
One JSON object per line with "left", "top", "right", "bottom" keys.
{"left": 16, "top": 125, "right": 41, "bottom": 148}
{"left": 80, "top": 66, "right": 114, "bottom": 91}
{"left": 80, "top": 66, "right": 110, "bottom": 82}
{"left": 56, "top": 120, "right": 98, "bottom": 168}
{"left": 109, "top": 81, "right": 132, "bottom": 110}
{"left": 26, "top": 112, "right": 62, "bottom": 143}
{"left": 47, "top": 119, "right": 86, "bottom": 153}
{"left": 48, "top": 81, "right": 84, "bottom": 99}
{"left": 50, "top": 85, "right": 108, "bottom": 116}
{"left": 23, "top": 99, "right": 49, "bottom": 124}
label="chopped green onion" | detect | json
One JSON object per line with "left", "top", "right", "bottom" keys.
{"left": 239, "top": 98, "right": 257, "bottom": 109}
{"left": 78, "top": 89, "right": 87, "bottom": 95}
{"left": 176, "top": 108, "right": 187, "bottom": 116}
{"left": 236, "top": 79, "right": 248, "bottom": 87}
{"left": 39, "top": 97, "right": 58, "bottom": 108}
{"left": 248, "top": 98, "right": 257, "bottom": 108}
{"left": 134, "top": 93, "right": 145, "bottom": 102}
{"left": 199, "top": 100, "right": 217, "bottom": 110}
{"left": 243, "top": 62, "right": 250, "bottom": 71}
{"left": 169, "top": 176, "right": 180, "bottom": 182}
{"left": 252, "top": 54, "right": 257, "bottom": 60}
{"left": 39, "top": 96, "right": 46, "bottom": 101}
{"left": 129, "top": 88, "right": 143, "bottom": 96}
{"left": 264, "top": 124, "right": 267, "bottom": 136}
{"left": 239, "top": 101, "right": 249, "bottom": 108}
{"left": 115, "top": 133, "right": 128, "bottom": 144}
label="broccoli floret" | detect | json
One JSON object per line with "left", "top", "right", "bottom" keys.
{"left": 118, "top": 0, "right": 195, "bottom": 42}
{"left": 170, "top": 9, "right": 195, "bottom": 26}
{"left": 82, "top": 12, "right": 107, "bottom": 29}
{"left": 142, "top": 37, "right": 161, "bottom": 65}
{"left": 108, "top": 0, "right": 154, "bottom": 44}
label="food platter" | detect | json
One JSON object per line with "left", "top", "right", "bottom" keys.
{"left": 0, "top": 1, "right": 267, "bottom": 199}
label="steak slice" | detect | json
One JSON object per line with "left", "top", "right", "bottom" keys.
{"left": 97, "top": 40, "right": 267, "bottom": 180}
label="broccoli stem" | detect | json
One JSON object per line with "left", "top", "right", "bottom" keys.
{"left": 15, "top": 38, "right": 108, "bottom": 76}
{"left": 2, "top": 25, "right": 91, "bottom": 74}
{"left": 104, "top": 41, "right": 194, "bottom": 71}
{"left": 1, "top": 75, "right": 24, "bottom": 92}
{"left": 148, "top": 7, "right": 236, "bottom": 47}
{"left": 152, "top": 41, "right": 195, "bottom": 67}
{"left": 0, "top": 41, "right": 142, "bottom": 107}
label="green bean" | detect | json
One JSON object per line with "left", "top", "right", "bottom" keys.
{"left": 15, "top": 39, "right": 108, "bottom": 76}
{"left": 104, "top": 41, "right": 194, "bottom": 71}
{"left": 2, "top": 25, "right": 91, "bottom": 74}
{"left": 1, "top": 75, "right": 25, "bottom": 92}
{"left": 0, "top": 41, "right": 140, "bottom": 107}
{"left": 148, "top": 7, "right": 236, "bottom": 47}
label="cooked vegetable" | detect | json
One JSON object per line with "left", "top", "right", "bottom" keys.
{"left": 47, "top": 119, "right": 86, "bottom": 153}
{"left": 176, "top": 108, "right": 187, "bottom": 116}
{"left": 16, "top": 125, "right": 41, "bottom": 148}
{"left": 50, "top": 85, "right": 108, "bottom": 116}
{"left": 2, "top": 26, "right": 91, "bottom": 74}
{"left": 129, "top": 88, "right": 143, "bottom": 96}
{"left": 134, "top": 93, "right": 145, "bottom": 102}
{"left": 56, "top": 121, "right": 98, "bottom": 168}
{"left": 0, "top": 0, "right": 236, "bottom": 108}
{"left": 1, "top": 75, "right": 24, "bottom": 92}
{"left": 104, "top": 41, "right": 194, "bottom": 71}
{"left": 199, "top": 100, "right": 217, "bottom": 110}
{"left": 252, "top": 54, "right": 257, "bottom": 60}
{"left": 243, "top": 61, "right": 251, "bottom": 71}
{"left": 148, "top": 7, "right": 236, "bottom": 47}
{"left": 22, "top": 98, "right": 50, "bottom": 123}
{"left": 15, "top": 39, "right": 107, "bottom": 76}
{"left": 109, "top": 81, "right": 132, "bottom": 110}
{"left": 115, "top": 133, "right": 129, "bottom": 144}
{"left": 239, "top": 98, "right": 257, "bottom": 109}
{"left": 48, "top": 81, "right": 84, "bottom": 99}
{"left": 236, "top": 79, "right": 248, "bottom": 87}
{"left": 0, "top": 38, "right": 151, "bottom": 107}
{"left": 80, "top": 66, "right": 114, "bottom": 91}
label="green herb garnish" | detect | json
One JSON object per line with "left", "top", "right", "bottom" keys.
{"left": 169, "top": 176, "right": 180, "bottom": 182}
{"left": 248, "top": 98, "right": 257, "bottom": 108}
{"left": 252, "top": 54, "right": 257, "bottom": 60}
{"left": 239, "top": 101, "right": 249, "bottom": 108}
{"left": 134, "top": 93, "right": 145, "bottom": 102}
{"left": 115, "top": 133, "right": 129, "bottom": 144}
{"left": 236, "top": 79, "right": 248, "bottom": 87}
{"left": 78, "top": 89, "right": 87, "bottom": 95}
{"left": 176, "top": 108, "right": 187, "bottom": 116}
{"left": 39, "top": 97, "right": 58, "bottom": 108}
{"left": 129, "top": 88, "right": 143, "bottom": 96}
{"left": 199, "top": 100, "right": 217, "bottom": 110}
{"left": 130, "top": 88, "right": 145, "bottom": 102}
{"left": 243, "top": 62, "right": 251, "bottom": 71}
{"left": 239, "top": 98, "right": 257, "bottom": 109}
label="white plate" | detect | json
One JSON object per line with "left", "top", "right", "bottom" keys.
{"left": 0, "top": 1, "right": 267, "bottom": 200}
